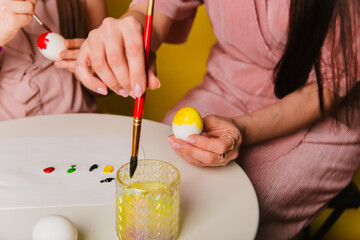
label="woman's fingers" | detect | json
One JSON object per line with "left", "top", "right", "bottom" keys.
{"left": 87, "top": 29, "right": 122, "bottom": 94}
{"left": 147, "top": 51, "right": 160, "bottom": 90}
{"left": 147, "top": 71, "right": 161, "bottom": 90}
{"left": 185, "top": 134, "right": 234, "bottom": 155}
{"left": 75, "top": 15, "right": 158, "bottom": 97}
{"left": 168, "top": 135, "right": 238, "bottom": 166}
{"left": 122, "top": 17, "right": 147, "bottom": 98}
{"left": 76, "top": 41, "right": 108, "bottom": 95}
{"left": 103, "top": 28, "right": 131, "bottom": 94}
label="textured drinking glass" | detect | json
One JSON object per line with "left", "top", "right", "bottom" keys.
{"left": 116, "top": 159, "right": 180, "bottom": 240}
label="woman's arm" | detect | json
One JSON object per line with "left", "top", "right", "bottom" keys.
{"left": 234, "top": 82, "right": 335, "bottom": 146}
{"left": 167, "top": 82, "right": 337, "bottom": 166}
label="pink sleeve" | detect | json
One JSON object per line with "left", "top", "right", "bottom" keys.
{"left": 130, "top": 0, "right": 203, "bottom": 43}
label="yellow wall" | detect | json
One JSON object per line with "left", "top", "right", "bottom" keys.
{"left": 101, "top": 1, "right": 360, "bottom": 239}
{"left": 98, "top": 0, "right": 216, "bottom": 122}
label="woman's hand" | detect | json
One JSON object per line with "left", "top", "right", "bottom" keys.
{"left": 0, "top": 0, "right": 37, "bottom": 45}
{"left": 75, "top": 15, "right": 160, "bottom": 97}
{"left": 167, "top": 115, "right": 244, "bottom": 167}
{"left": 54, "top": 38, "right": 85, "bottom": 74}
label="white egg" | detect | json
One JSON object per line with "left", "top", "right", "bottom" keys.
{"left": 32, "top": 214, "right": 78, "bottom": 240}
{"left": 37, "top": 32, "right": 66, "bottom": 61}
{"left": 172, "top": 122, "right": 202, "bottom": 140}
{"left": 172, "top": 107, "right": 203, "bottom": 140}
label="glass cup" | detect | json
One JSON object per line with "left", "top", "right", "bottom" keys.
{"left": 116, "top": 159, "right": 180, "bottom": 240}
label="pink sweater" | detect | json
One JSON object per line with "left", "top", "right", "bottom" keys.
{"left": 131, "top": 0, "right": 360, "bottom": 162}
{"left": 0, "top": 0, "right": 97, "bottom": 121}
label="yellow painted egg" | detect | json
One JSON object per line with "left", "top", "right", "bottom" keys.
{"left": 172, "top": 107, "right": 203, "bottom": 140}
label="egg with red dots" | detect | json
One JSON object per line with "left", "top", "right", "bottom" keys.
{"left": 32, "top": 214, "right": 78, "bottom": 240}
{"left": 37, "top": 32, "right": 66, "bottom": 61}
{"left": 172, "top": 107, "right": 203, "bottom": 140}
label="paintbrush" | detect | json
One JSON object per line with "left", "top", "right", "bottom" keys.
{"left": 130, "top": 0, "right": 155, "bottom": 178}
{"left": 33, "top": 14, "right": 51, "bottom": 32}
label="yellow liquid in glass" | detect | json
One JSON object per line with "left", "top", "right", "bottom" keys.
{"left": 116, "top": 181, "right": 179, "bottom": 240}
{"left": 129, "top": 181, "right": 168, "bottom": 191}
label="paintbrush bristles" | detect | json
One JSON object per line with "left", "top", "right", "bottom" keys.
{"left": 130, "top": 156, "right": 138, "bottom": 178}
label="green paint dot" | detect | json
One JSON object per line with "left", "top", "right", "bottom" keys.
{"left": 67, "top": 165, "right": 76, "bottom": 173}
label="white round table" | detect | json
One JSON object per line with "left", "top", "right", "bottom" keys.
{"left": 0, "top": 113, "right": 259, "bottom": 240}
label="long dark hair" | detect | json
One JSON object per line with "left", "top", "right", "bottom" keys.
{"left": 56, "top": 0, "right": 87, "bottom": 39}
{"left": 274, "top": 0, "right": 360, "bottom": 122}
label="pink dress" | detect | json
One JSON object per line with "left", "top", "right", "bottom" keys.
{"left": 132, "top": 0, "right": 360, "bottom": 239}
{"left": 0, "top": 0, "right": 97, "bottom": 121}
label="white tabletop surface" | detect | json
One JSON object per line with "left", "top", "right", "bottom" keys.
{"left": 0, "top": 113, "right": 259, "bottom": 240}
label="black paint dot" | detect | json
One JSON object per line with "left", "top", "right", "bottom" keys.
{"left": 100, "top": 177, "right": 115, "bottom": 183}
{"left": 89, "top": 164, "right": 98, "bottom": 172}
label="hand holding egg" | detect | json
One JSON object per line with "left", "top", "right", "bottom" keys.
{"left": 169, "top": 112, "right": 241, "bottom": 167}
{"left": 53, "top": 38, "right": 86, "bottom": 74}
{"left": 172, "top": 107, "right": 203, "bottom": 140}
{"left": 32, "top": 214, "right": 78, "bottom": 240}
{"left": 37, "top": 32, "right": 66, "bottom": 61}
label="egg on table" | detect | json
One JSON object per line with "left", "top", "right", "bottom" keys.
{"left": 37, "top": 32, "right": 66, "bottom": 61}
{"left": 172, "top": 107, "right": 203, "bottom": 140}
{"left": 32, "top": 214, "right": 78, "bottom": 240}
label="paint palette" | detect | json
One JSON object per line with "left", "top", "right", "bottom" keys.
{"left": 37, "top": 32, "right": 66, "bottom": 61}
{"left": 43, "top": 164, "right": 116, "bottom": 183}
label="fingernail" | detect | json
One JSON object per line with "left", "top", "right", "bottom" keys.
{"left": 167, "top": 137, "right": 174, "bottom": 144}
{"left": 97, "top": 87, "right": 108, "bottom": 95}
{"left": 119, "top": 89, "right": 128, "bottom": 97}
{"left": 134, "top": 84, "right": 143, "bottom": 98}
{"left": 172, "top": 142, "right": 181, "bottom": 150}
{"left": 186, "top": 137, "right": 196, "bottom": 144}
{"left": 156, "top": 79, "right": 161, "bottom": 89}
{"left": 129, "top": 91, "right": 135, "bottom": 99}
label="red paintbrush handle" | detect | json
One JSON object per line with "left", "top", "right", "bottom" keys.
{"left": 134, "top": 95, "right": 145, "bottom": 118}
{"left": 133, "top": 14, "right": 153, "bottom": 119}
{"left": 143, "top": 15, "right": 153, "bottom": 64}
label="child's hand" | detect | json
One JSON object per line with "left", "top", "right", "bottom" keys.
{"left": 54, "top": 38, "right": 85, "bottom": 74}
{"left": 0, "top": 0, "right": 37, "bottom": 45}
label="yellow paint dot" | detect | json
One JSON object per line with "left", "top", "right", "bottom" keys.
{"left": 103, "top": 165, "right": 114, "bottom": 173}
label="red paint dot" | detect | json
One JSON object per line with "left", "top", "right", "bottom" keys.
{"left": 37, "top": 32, "right": 50, "bottom": 50}
{"left": 43, "top": 167, "right": 55, "bottom": 173}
